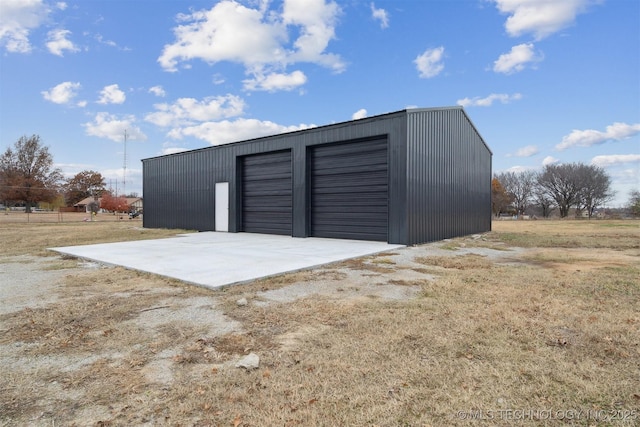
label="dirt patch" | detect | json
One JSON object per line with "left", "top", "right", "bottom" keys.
{"left": 0, "top": 256, "right": 70, "bottom": 315}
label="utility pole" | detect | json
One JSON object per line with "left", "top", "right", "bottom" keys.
{"left": 123, "top": 129, "right": 128, "bottom": 197}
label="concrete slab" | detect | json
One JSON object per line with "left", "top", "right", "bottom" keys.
{"left": 50, "top": 232, "right": 404, "bottom": 289}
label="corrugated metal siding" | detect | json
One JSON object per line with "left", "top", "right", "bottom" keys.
{"left": 405, "top": 108, "right": 492, "bottom": 244}
{"left": 142, "top": 107, "right": 491, "bottom": 245}
{"left": 142, "top": 111, "right": 407, "bottom": 240}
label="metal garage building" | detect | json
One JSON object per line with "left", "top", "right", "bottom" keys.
{"left": 142, "top": 107, "right": 492, "bottom": 245}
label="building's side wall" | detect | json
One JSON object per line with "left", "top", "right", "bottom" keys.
{"left": 142, "top": 112, "right": 408, "bottom": 243}
{"left": 405, "top": 108, "right": 492, "bottom": 245}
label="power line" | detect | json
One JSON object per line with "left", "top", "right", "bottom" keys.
{"left": 0, "top": 185, "right": 59, "bottom": 190}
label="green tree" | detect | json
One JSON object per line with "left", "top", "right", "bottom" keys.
{"left": 0, "top": 135, "right": 62, "bottom": 212}
{"left": 64, "top": 170, "right": 106, "bottom": 206}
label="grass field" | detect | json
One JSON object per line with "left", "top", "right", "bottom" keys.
{"left": 0, "top": 219, "right": 638, "bottom": 426}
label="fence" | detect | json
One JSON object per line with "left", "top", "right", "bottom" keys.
{"left": 0, "top": 210, "right": 142, "bottom": 224}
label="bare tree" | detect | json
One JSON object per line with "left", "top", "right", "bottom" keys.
{"left": 537, "top": 163, "right": 613, "bottom": 218}
{"left": 575, "top": 165, "right": 614, "bottom": 218}
{"left": 0, "top": 135, "right": 62, "bottom": 212}
{"left": 532, "top": 183, "right": 555, "bottom": 218}
{"left": 495, "top": 170, "right": 536, "bottom": 216}
{"left": 537, "top": 164, "right": 584, "bottom": 218}
{"left": 628, "top": 190, "right": 640, "bottom": 217}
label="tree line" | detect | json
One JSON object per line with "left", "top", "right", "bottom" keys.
{"left": 0, "top": 135, "right": 136, "bottom": 213}
{"left": 492, "top": 163, "right": 638, "bottom": 219}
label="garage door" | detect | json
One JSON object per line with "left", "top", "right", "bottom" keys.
{"left": 241, "top": 150, "right": 292, "bottom": 235}
{"left": 311, "top": 138, "right": 388, "bottom": 241}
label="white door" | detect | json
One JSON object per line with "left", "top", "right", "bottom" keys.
{"left": 215, "top": 182, "right": 229, "bottom": 232}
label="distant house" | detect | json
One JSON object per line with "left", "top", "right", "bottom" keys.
{"left": 74, "top": 196, "right": 143, "bottom": 213}
{"left": 127, "top": 197, "right": 144, "bottom": 211}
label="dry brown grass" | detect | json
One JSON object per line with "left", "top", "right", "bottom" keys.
{"left": 489, "top": 218, "right": 640, "bottom": 249}
{"left": 0, "top": 214, "right": 192, "bottom": 257}
{"left": 1, "top": 219, "right": 639, "bottom": 426}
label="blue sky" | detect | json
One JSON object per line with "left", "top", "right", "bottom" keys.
{"left": 1, "top": 0, "right": 638, "bottom": 206}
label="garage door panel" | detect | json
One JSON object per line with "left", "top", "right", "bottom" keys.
{"left": 312, "top": 156, "right": 387, "bottom": 172}
{"left": 312, "top": 139, "right": 387, "bottom": 157}
{"left": 311, "top": 138, "right": 388, "bottom": 241}
{"left": 313, "top": 182, "right": 388, "bottom": 193}
{"left": 243, "top": 192, "right": 293, "bottom": 202}
{"left": 312, "top": 201, "right": 387, "bottom": 209}
{"left": 312, "top": 226, "right": 387, "bottom": 240}
{"left": 242, "top": 150, "right": 292, "bottom": 235}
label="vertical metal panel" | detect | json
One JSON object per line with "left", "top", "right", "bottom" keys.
{"left": 405, "top": 107, "right": 492, "bottom": 244}
{"left": 142, "top": 107, "right": 491, "bottom": 245}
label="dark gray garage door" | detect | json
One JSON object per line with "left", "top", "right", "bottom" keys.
{"left": 241, "top": 150, "right": 292, "bottom": 235}
{"left": 311, "top": 138, "right": 388, "bottom": 241}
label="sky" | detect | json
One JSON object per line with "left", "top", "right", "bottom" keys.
{"left": 0, "top": 0, "right": 638, "bottom": 207}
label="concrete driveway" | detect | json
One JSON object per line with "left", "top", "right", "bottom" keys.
{"left": 51, "top": 232, "right": 404, "bottom": 289}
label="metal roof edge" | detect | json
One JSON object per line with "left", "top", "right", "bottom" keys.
{"left": 142, "top": 106, "right": 491, "bottom": 161}
{"left": 142, "top": 109, "right": 410, "bottom": 162}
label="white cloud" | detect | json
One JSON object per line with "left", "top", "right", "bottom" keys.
{"left": 352, "top": 109, "right": 367, "bottom": 120}
{"left": 161, "top": 142, "right": 189, "bottom": 156}
{"left": 556, "top": 122, "right": 640, "bottom": 150}
{"left": 101, "top": 167, "right": 141, "bottom": 184}
{"left": 492, "top": 0, "right": 597, "bottom": 40}
{"left": 55, "top": 2, "right": 67, "bottom": 11}
{"left": 457, "top": 92, "right": 522, "bottom": 107}
{"left": 84, "top": 112, "right": 146, "bottom": 142}
{"left": 505, "top": 165, "right": 531, "bottom": 173}
{"left": 145, "top": 94, "right": 245, "bottom": 127}
{"left": 281, "top": 0, "right": 343, "bottom": 70}
{"left": 0, "top": 0, "right": 49, "bottom": 53}
{"left": 41, "top": 81, "right": 81, "bottom": 105}
{"left": 414, "top": 46, "right": 445, "bottom": 78}
{"left": 493, "top": 43, "right": 542, "bottom": 74}
{"left": 542, "top": 156, "right": 559, "bottom": 166}
{"left": 149, "top": 85, "right": 166, "bottom": 97}
{"left": 243, "top": 70, "right": 307, "bottom": 92}
{"left": 212, "top": 73, "right": 225, "bottom": 85}
{"left": 167, "top": 118, "right": 315, "bottom": 145}
{"left": 95, "top": 34, "right": 116, "bottom": 47}
{"left": 158, "top": 0, "right": 343, "bottom": 91}
{"left": 612, "top": 168, "right": 640, "bottom": 187}
{"left": 97, "top": 84, "right": 126, "bottom": 105}
{"left": 46, "top": 29, "right": 79, "bottom": 56}
{"left": 159, "top": 1, "right": 285, "bottom": 71}
{"left": 371, "top": 3, "right": 389, "bottom": 29}
{"left": 512, "top": 145, "right": 539, "bottom": 157}
{"left": 591, "top": 154, "right": 640, "bottom": 168}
